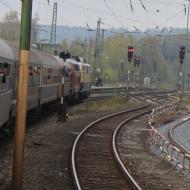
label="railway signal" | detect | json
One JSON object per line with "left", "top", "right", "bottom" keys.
{"left": 128, "top": 46, "right": 134, "bottom": 62}
{"left": 178, "top": 46, "right": 186, "bottom": 102}
{"left": 133, "top": 55, "right": 141, "bottom": 89}
{"left": 179, "top": 46, "right": 185, "bottom": 63}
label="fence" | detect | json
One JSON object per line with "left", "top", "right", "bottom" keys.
{"left": 147, "top": 96, "right": 190, "bottom": 172}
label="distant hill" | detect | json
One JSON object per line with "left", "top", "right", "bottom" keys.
{"left": 37, "top": 25, "right": 137, "bottom": 43}
{"left": 37, "top": 25, "right": 189, "bottom": 44}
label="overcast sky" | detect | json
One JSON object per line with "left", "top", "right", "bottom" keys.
{"left": 0, "top": 0, "right": 189, "bottom": 31}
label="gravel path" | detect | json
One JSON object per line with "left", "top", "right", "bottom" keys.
{"left": 118, "top": 115, "right": 190, "bottom": 190}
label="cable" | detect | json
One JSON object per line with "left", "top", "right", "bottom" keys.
{"left": 53, "top": 0, "right": 173, "bottom": 27}
{"left": 158, "top": 8, "right": 185, "bottom": 28}
{"left": 139, "top": 0, "right": 148, "bottom": 11}
{"left": 130, "top": 0, "right": 134, "bottom": 12}
{"left": 112, "top": 0, "right": 185, "bottom": 6}
{"left": 103, "top": 0, "right": 124, "bottom": 27}
{"left": 37, "top": 0, "right": 187, "bottom": 33}
{"left": 0, "top": 0, "right": 20, "bottom": 15}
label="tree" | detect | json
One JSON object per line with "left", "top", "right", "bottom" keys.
{"left": 4, "top": 11, "right": 19, "bottom": 23}
{"left": 0, "top": 11, "right": 20, "bottom": 43}
{"left": 60, "top": 39, "right": 70, "bottom": 51}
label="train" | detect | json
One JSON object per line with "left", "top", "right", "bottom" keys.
{"left": 0, "top": 39, "right": 92, "bottom": 128}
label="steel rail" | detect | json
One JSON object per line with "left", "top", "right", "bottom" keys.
{"left": 71, "top": 98, "right": 150, "bottom": 190}
{"left": 112, "top": 109, "right": 151, "bottom": 190}
{"left": 169, "top": 118, "right": 190, "bottom": 155}
{"left": 91, "top": 86, "right": 177, "bottom": 96}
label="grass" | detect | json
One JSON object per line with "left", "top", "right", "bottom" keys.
{"left": 69, "top": 96, "right": 136, "bottom": 115}
{"left": 181, "top": 95, "right": 190, "bottom": 113}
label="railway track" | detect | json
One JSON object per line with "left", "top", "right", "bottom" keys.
{"left": 71, "top": 97, "right": 155, "bottom": 190}
{"left": 168, "top": 117, "right": 190, "bottom": 155}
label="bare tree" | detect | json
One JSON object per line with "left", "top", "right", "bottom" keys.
{"left": 0, "top": 11, "right": 20, "bottom": 43}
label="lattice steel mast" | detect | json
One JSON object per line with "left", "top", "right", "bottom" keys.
{"left": 50, "top": 2, "right": 57, "bottom": 54}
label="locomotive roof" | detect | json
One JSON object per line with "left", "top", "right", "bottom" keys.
{"left": 65, "top": 58, "right": 91, "bottom": 68}
{"left": 65, "top": 58, "right": 79, "bottom": 65}
{"left": 0, "top": 39, "right": 15, "bottom": 61}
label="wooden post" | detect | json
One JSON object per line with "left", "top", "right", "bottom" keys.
{"left": 12, "top": 1, "right": 33, "bottom": 189}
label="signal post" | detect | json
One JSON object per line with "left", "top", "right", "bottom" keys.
{"left": 178, "top": 46, "right": 185, "bottom": 103}
{"left": 127, "top": 46, "right": 134, "bottom": 90}
{"left": 12, "top": 1, "right": 33, "bottom": 190}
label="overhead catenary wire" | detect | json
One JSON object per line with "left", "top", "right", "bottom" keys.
{"left": 44, "top": 0, "right": 188, "bottom": 36}
{"left": 139, "top": 0, "right": 148, "bottom": 11}
{"left": 43, "top": 0, "right": 187, "bottom": 30}
{"left": 130, "top": 0, "right": 134, "bottom": 12}
{"left": 1, "top": 0, "right": 188, "bottom": 39}
{"left": 102, "top": 0, "right": 124, "bottom": 27}
{"left": 0, "top": 0, "right": 21, "bottom": 15}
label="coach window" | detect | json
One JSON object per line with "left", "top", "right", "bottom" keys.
{"left": 2, "top": 63, "right": 10, "bottom": 84}
{"left": 29, "top": 66, "right": 33, "bottom": 76}
{"left": 37, "top": 67, "right": 41, "bottom": 75}
{"left": 32, "top": 66, "right": 40, "bottom": 86}
{"left": 0, "top": 63, "right": 3, "bottom": 85}
{"left": 3, "top": 63, "right": 10, "bottom": 75}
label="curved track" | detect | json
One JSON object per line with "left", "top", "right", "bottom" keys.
{"left": 168, "top": 118, "right": 190, "bottom": 154}
{"left": 71, "top": 97, "right": 152, "bottom": 190}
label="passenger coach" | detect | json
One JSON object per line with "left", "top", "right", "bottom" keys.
{"left": 0, "top": 40, "right": 92, "bottom": 128}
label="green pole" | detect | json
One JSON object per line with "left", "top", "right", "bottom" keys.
{"left": 12, "top": 1, "right": 33, "bottom": 190}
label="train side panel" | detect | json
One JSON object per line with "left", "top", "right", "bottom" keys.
{"left": 79, "top": 63, "right": 91, "bottom": 98}
{"left": 0, "top": 39, "right": 15, "bottom": 127}
{"left": 40, "top": 67, "right": 60, "bottom": 104}
{"left": 0, "top": 92, "right": 11, "bottom": 126}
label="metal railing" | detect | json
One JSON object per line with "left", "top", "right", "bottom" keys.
{"left": 147, "top": 96, "right": 190, "bottom": 172}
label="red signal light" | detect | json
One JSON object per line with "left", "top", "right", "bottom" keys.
{"left": 128, "top": 46, "right": 134, "bottom": 62}
{"left": 128, "top": 47, "right": 134, "bottom": 52}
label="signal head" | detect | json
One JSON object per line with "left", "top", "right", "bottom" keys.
{"left": 128, "top": 46, "right": 134, "bottom": 62}
{"left": 179, "top": 46, "right": 185, "bottom": 63}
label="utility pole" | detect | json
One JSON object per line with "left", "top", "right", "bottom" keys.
{"left": 94, "top": 18, "right": 102, "bottom": 82}
{"left": 127, "top": 46, "right": 134, "bottom": 89}
{"left": 119, "top": 34, "right": 124, "bottom": 86}
{"left": 88, "top": 38, "right": 92, "bottom": 65}
{"left": 186, "top": 0, "right": 190, "bottom": 34}
{"left": 12, "top": 1, "right": 33, "bottom": 190}
{"left": 100, "top": 29, "right": 105, "bottom": 76}
{"left": 50, "top": 2, "right": 57, "bottom": 54}
{"left": 188, "top": 74, "right": 190, "bottom": 90}
{"left": 184, "top": 0, "right": 190, "bottom": 90}
{"left": 120, "top": 60, "right": 124, "bottom": 86}
{"left": 83, "top": 38, "right": 88, "bottom": 59}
